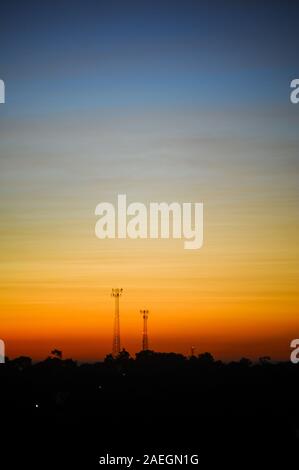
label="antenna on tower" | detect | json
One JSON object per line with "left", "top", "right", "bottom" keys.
{"left": 140, "top": 309, "right": 149, "bottom": 351}
{"left": 111, "top": 288, "right": 123, "bottom": 357}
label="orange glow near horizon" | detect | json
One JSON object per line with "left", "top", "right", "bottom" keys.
{"left": 1, "top": 110, "right": 298, "bottom": 361}
{"left": 1, "top": 205, "right": 298, "bottom": 361}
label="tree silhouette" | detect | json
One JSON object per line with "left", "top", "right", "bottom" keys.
{"left": 51, "top": 349, "right": 62, "bottom": 359}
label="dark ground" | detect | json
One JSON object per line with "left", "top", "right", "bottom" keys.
{"left": 0, "top": 351, "right": 298, "bottom": 468}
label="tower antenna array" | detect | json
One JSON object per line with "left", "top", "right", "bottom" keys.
{"left": 140, "top": 309, "right": 149, "bottom": 351}
{"left": 111, "top": 288, "right": 123, "bottom": 356}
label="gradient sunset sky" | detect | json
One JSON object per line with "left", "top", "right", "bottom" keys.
{"left": 0, "top": 0, "right": 298, "bottom": 360}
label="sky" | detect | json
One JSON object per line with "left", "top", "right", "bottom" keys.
{"left": 0, "top": 0, "right": 298, "bottom": 360}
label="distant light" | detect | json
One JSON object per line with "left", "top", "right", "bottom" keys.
{"left": 35, "top": 404, "right": 39, "bottom": 408}
{"left": 98, "top": 386, "right": 102, "bottom": 389}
